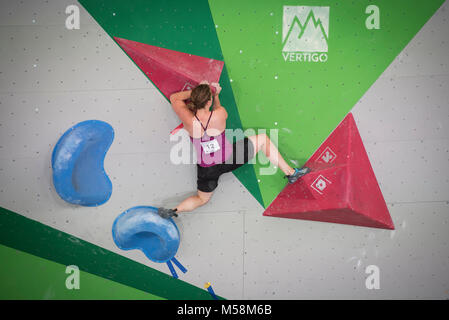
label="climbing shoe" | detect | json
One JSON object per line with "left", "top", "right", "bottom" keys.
{"left": 157, "top": 207, "right": 178, "bottom": 219}
{"left": 285, "top": 167, "right": 311, "bottom": 184}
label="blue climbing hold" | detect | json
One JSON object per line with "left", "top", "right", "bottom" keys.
{"left": 112, "top": 206, "right": 180, "bottom": 263}
{"left": 112, "top": 206, "right": 187, "bottom": 278}
{"left": 52, "top": 120, "right": 114, "bottom": 206}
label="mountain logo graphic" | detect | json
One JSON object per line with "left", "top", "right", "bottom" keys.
{"left": 282, "top": 6, "right": 329, "bottom": 53}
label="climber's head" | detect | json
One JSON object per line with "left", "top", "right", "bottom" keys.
{"left": 187, "top": 84, "right": 213, "bottom": 111}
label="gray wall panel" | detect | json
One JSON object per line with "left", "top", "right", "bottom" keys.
{"left": 0, "top": 25, "right": 151, "bottom": 93}
{"left": 0, "top": 0, "right": 96, "bottom": 26}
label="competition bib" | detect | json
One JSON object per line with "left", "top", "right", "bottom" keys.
{"left": 201, "top": 139, "right": 221, "bottom": 154}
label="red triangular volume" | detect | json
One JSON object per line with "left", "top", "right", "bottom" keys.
{"left": 264, "top": 113, "right": 394, "bottom": 230}
{"left": 114, "top": 37, "right": 224, "bottom": 99}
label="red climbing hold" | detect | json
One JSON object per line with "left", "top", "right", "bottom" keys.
{"left": 114, "top": 37, "right": 224, "bottom": 99}
{"left": 263, "top": 113, "right": 394, "bottom": 230}
{"left": 114, "top": 37, "right": 224, "bottom": 134}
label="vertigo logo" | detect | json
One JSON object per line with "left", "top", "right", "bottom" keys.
{"left": 282, "top": 6, "right": 329, "bottom": 63}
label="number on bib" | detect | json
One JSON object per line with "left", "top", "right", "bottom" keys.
{"left": 201, "top": 139, "right": 221, "bottom": 154}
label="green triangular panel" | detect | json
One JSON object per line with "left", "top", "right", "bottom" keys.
{"left": 208, "top": 0, "right": 445, "bottom": 207}
{"left": 0, "top": 244, "right": 163, "bottom": 300}
{"left": 78, "top": 0, "right": 264, "bottom": 207}
{"left": 0, "top": 206, "right": 223, "bottom": 300}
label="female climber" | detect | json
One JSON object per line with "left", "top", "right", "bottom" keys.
{"left": 157, "top": 81, "right": 310, "bottom": 218}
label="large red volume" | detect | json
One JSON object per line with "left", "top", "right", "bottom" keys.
{"left": 114, "top": 37, "right": 224, "bottom": 134}
{"left": 263, "top": 113, "right": 394, "bottom": 230}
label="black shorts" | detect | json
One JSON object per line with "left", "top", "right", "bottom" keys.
{"left": 197, "top": 137, "right": 255, "bottom": 193}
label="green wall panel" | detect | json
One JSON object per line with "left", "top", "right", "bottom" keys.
{"left": 0, "top": 244, "right": 162, "bottom": 300}
{"left": 0, "top": 206, "right": 222, "bottom": 300}
{"left": 209, "top": 0, "right": 445, "bottom": 206}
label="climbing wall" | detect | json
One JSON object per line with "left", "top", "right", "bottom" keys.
{"left": 209, "top": 0, "right": 448, "bottom": 207}
{"left": 1, "top": 0, "right": 448, "bottom": 299}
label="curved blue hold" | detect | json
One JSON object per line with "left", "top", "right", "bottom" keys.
{"left": 112, "top": 206, "right": 180, "bottom": 264}
{"left": 51, "top": 120, "right": 114, "bottom": 206}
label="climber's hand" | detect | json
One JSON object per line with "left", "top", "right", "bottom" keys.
{"left": 211, "top": 82, "right": 222, "bottom": 95}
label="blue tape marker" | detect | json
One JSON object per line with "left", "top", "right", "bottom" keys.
{"left": 171, "top": 257, "right": 187, "bottom": 274}
{"left": 205, "top": 282, "right": 218, "bottom": 300}
{"left": 207, "top": 285, "right": 218, "bottom": 300}
{"left": 166, "top": 260, "right": 178, "bottom": 279}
